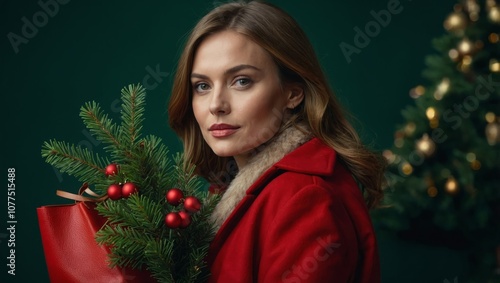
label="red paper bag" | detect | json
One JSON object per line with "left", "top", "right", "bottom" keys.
{"left": 37, "top": 201, "right": 157, "bottom": 283}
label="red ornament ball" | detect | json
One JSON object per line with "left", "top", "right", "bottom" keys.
{"left": 105, "top": 163, "right": 119, "bottom": 176}
{"left": 178, "top": 211, "right": 192, "bottom": 228}
{"left": 165, "top": 212, "right": 181, "bottom": 229}
{"left": 121, "top": 182, "right": 138, "bottom": 198}
{"left": 183, "top": 196, "right": 201, "bottom": 213}
{"left": 166, "top": 188, "right": 184, "bottom": 206}
{"left": 107, "top": 184, "right": 122, "bottom": 200}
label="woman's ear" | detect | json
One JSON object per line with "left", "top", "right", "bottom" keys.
{"left": 285, "top": 83, "right": 304, "bottom": 109}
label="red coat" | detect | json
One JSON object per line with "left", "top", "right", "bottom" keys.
{"left": 207, "top": 138, "right": 380, "bottom": 283}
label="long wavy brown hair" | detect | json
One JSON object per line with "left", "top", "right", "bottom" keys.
{"left": 168, "top": 1, "right": 386, "bottom": 209}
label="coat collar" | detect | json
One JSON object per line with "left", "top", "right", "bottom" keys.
{"left": 271, "top": 137, "right": 336, "bottom": 179}
{"left": 244, "top": 137, "right": 337, "bottom": 196}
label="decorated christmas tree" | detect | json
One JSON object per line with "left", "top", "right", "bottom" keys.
{"left": 373, "top": 0, "right": 500, "bottom": 281}
{"left": 41, "top": 84, "right": 219, "bottom": 282}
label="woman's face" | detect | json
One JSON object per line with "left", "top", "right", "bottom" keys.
{"left": 191, "top": 31, "right": 292, "bottom": 168}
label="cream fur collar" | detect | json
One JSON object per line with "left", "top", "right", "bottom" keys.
{"left": 210, "top": 124, "right": 312, "bottom": 231}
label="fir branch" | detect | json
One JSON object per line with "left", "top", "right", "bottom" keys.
{"left": 188, "top": 193, "right": 220, "bottom": 245}
{"left": 120, "top": 84, "right": 146, "bottom": 147}
{"left": 96, "top": 199, "right": 142, "bottom": 228}
{"left": 134, "top": 135, "right": 173, "bottom": 198}
{"left": 144, "top": 239, "right": 176, "bottom": 283}
{"left": 80, "top": 101, "right": 120, "bottom": 148}
{"left": 172, "top": 153, "right": 203, "bottom": 195}
{"left": 95, "top": 224, "right": 153, "bottom": 269}
{"left": 125, "top": 194, "right": 165, "bottom": 232}
{"left": 41, "top": 139, "right": 108, "bottom": 186}
{"left": 186, "top": 246, "right": 210, "bottom": 283}
{"left": 80, "top": 101, "right": 133, "bottom": 160}
{"left": 178, "top": 194, "right": 219, "bottom": 283}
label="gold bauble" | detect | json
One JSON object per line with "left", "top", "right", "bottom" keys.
{"left": 485, "top": 120, "right": 500, "bottom": 145}
{"left": 465, "top": 152, "right": 476, "bottom": 162}
{"left": 409, "top": 85, "right": 425, "bottom": 99}
{"left": 394, "top": 131, "right": 404, "bottom": 148}
{"left": 459, "top": 55, "right": 473, "bottom": 72}
{"left": 445, "top": 177, "right": 459, "bottom": 194}
{"left": 415, "top": 134, "right": 436, "bottom": 157}
{"left": 427, "top": 186, "right": 438, "bottom": 197}
{"left": 489, "top": 6, "right": 500, "bottom": 23}
{"left": 426, "top": 107, "right": 437, "bottom": 120}
{"left": 470, "top": 160, "right": 481, "bottom": 170}
{"left": 404, "top": 122, "right": 416, "bottom": 136}
{"left": 426, "top": 107, "right": 439, "bottom": 128}
{"left": 465, "top": 0, "right": 480, "bottom": 21}
{"left": 400, "top": 162, "right": 413, "bottom": 176}
{"left": 485, "top": 112, "right": 496, "bottom": 123}
{"left": 462, "top": 55, "right": 472, "bottom": 65}
{"left": 444, "top": 12, "right": 468, "bottom": 32}
{"left": 434, "top": 78, "right": 450, "bottom": 100}
{"left": 489, "top": 33, "right": 499, "bottom": 43}
{"left": 458, "top": 38, "right": 474, "bottom": 55}
{"left": 490, "top": 59, "right": 500, "bottom": 72}
{"left": 448, "top": 49, "right": 460, "bottom": 61}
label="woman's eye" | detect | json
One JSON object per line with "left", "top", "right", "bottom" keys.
{"left": 194, "top": 83, "right": 210, "bottom": 92}
{"left": 234, "top": 78, "right": 252, "bottom": 88}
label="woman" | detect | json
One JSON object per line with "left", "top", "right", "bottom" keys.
{"left": 168, "top": 1, "right": 386, "bottom": 282}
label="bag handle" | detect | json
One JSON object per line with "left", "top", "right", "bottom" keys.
{"left": 56, "top": 183, "right": 108, "bottom": 203}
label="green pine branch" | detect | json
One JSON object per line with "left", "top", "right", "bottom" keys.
{"left": 172, "top": 153, "right": 203, "bottom": 195}
{"left": 114, "top": 135, "right": 174, "bottom": 201}
{"left": 138, "top": 135, "right": 173, "bottom": 198}
{"left": 80, "top": 100, "right": 132, "bottom": 161}
{"left": 120, "top": 84, "right": 146, "bottom": 147}
{"left": 96, "top": 196, "right": 151, "bottom": 229}
{"left": 123, "top": 194, "right": 165, "bottom": 231}
{"left": 96, "top": 224, "right": 154, "bottom": 269}
{"left": 185, "top": 245, "right": 210, "bottom": 283}
{"left": 144, "top": 239, "right": 176, "bottom": 283}
{"left": 41, "top": 139, "right": 109, "bottom": 187}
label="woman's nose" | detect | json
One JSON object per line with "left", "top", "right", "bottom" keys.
{"left": 209, "top": 86, "right": 230, "bottom": 115}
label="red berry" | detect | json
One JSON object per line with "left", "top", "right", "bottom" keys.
{"left": 183, "top": 196, "right": 201, "bottom": 213}
{"left": 107, "top": 184, "right": 122, "bottom": 200}
{"left": 166, "top": 188, "right": 184, "bottom": 206}
{"left": 105, "top": 164, "right": 119, "bottom": 176}
{"left": 178, "top": 211, "right": 192, "bottom": 228}
{"left": 165, "top": 212, "right": 182, "bottom": 229}
{"left": 121, "top": 182, "right": 138, "bottom": 198}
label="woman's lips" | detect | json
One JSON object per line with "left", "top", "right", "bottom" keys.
{"left": 209, "top": 123, "right": 240, "bottom": 138}
{"left": 210, "top": 129, "right": 238, "bottom": 137}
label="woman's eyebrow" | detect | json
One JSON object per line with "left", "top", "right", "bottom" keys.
{"left": 191, "top": 73, "right": 209, "bottom": 80}
{"left": 224, "top": 64, "right": 261, "bottom": 75}
{"left": 191, "top": 64, "right": 261, "bottom": 80}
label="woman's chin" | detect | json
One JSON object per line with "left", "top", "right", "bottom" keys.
{"left": 211, "top": 149, "right": 235, "bottom": 158}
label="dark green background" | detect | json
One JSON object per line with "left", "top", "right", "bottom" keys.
{"left": 1, "top": 0, "right": 467, "bottom": 282}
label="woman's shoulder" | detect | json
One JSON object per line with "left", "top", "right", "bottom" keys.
{"left": 258, "top": 152, "right": 369, "bottom": 223}
{"left": 273, "top": 137, "right": 337, "bottom": 177}
{"left": 266, "top": 160, "right": 360, "bottom": 200}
